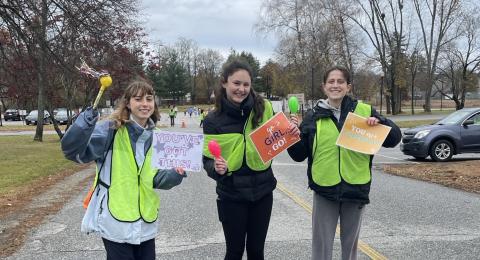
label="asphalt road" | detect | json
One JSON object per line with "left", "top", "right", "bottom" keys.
{"left": 5, "top": 113, "right": 480, "bottom": 259}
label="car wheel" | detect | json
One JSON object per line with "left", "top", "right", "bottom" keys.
{"left": 429, "top": 140, "right": 454, "bottom": 162}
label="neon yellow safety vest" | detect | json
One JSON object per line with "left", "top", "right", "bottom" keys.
{"left": 311, "top": 103, "right": 372, "bottom": 186}
{"left": 107, "top": 126, "right": 159, "bottom": 223}
{"left": 203, "top": 100, "right": 273, "bottom": 175}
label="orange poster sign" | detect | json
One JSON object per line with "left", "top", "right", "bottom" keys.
{"left": 249, "top": 112, "right": 301, "bottom": 163}
{"left": 336, "top": 112, "right": 392, "bottom": 155}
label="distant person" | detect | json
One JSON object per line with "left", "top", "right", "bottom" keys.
{"left": 202, "top": 59, "right": 298, "bottom": 259}
{"left": 188, "top": 107, "right": 193, "bottom": 117}
{"left": 199, "top": 109, "right": 206, "bottom": 128}
{"left": 169, "top": 107, "right": 177, "bottom": 127}
{"left": 61, "top": 81, "right": 186, "bottom": 260}
{"left": 287, "top": 66, "right": 401, "bottom": 260}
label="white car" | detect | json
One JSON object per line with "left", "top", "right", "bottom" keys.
{"left": 25, "top": 110, "right": 51, "bottom": 125}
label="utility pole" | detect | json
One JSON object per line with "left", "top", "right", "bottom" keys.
{"left": 380, "top": 74, "right": 384, "bottom": 115}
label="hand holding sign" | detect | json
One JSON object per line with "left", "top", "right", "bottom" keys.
{"left": 336, "top": 113, "right": 391, "bottom": 154}
{"left": 249, "top": 112, "right": 301, "bottom": 163}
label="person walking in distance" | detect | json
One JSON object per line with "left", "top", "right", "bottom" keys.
{"left": 199, "top": 109, "right": 206, "bottom": 128}
{"left": 169, "top": 107, "right": 176, "bottom": 127}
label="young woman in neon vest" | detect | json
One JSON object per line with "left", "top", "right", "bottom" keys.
{"left": 287, "top": 67, "right": 401, "bottom": 260}
{"left": 61, "top": 81, "right": 186, "bottom": 260}
{"left": 203, "top": 59, "right": 299, "bottom": 260}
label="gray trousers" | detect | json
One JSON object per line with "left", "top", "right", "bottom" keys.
{"left": 312, "top": 193, "right": 365, "bottom": 260}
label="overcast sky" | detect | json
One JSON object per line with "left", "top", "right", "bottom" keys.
{"left": 140, "top": 0, "right": 277, "bottom": 64}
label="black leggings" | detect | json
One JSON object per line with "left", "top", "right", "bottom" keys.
{"left": 217, "top": 192, "right": 273, "bottom": 260}
{"left": 102, "top": 238, "right": 155, "bottom": 260}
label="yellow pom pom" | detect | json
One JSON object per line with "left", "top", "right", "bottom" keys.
{"left": 99, "top": 75, "right": 112, "bottom": 89}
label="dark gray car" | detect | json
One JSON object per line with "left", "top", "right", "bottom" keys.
{"left": 400, "top": 108, "right": 480, "bottom": 162}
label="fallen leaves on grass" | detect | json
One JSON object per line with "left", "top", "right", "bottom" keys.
{"left": 0, "top": 164, "right": 91, "bottom": 257}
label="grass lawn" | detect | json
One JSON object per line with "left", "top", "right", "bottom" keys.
{"left": 0, "top": 135, "right": 85, "bottom": 195}
{"left": 0, "top": 124, "right": 67, "bottom": 132}
{"left": 392, "top": 109, "right": 454, "bottom": 116}
{"left": 393, "top": 119, "right": 437, "bottom": 128}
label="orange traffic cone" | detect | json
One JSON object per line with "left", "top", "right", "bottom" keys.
{"left": 181, "top": 119, "right": 186, "bottom": 128}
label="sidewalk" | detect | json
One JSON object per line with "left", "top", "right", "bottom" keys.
{"left": 3, "top": 167, "right": 100, "bottom": 260}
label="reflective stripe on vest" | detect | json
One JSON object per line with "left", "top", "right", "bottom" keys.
{"left": 108, "top": 126, "right": 159, "bottom": 222}
{"left": 203, "top": 100, "right": 273, "bottom": 173}
{"left": 311, "top": 102, "right": 372, "bottom": 186}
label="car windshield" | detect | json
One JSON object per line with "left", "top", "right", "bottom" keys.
{"left": 435, "top": 110, "right": 472, "bottom": 125}
{"left": 28, "top": 111, "right": 38, "bottom": 117}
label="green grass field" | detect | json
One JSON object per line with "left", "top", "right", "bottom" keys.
{"left": 0, "top": 135, "right": 84, "bottom": 195}
{"left": 393, "top": 119, "right": 437, "bottom": 128}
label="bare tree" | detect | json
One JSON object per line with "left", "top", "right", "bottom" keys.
{"left": 448, "top": 8, "right": 480, "bottom": 109}
{"left": 413, "top": 0, "right": 462, "bottom": 112}
{"left": 196, "top": 48, "right": 223, "bottom": 103}
{"left": 174, "top": 38, "right": 199, "bottom": 104}
{"left": 339, "top": 0, "right": 407, "bottom": 114}
{"left": 257, "top": 0, "right": 347, "bottom": 105}
{"left": 406, "top": 44, "right": 426, "bottom": 114}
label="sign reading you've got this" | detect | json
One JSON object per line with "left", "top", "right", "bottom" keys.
{"left": 336, "top": 112, "right": 392, "bottom": 155}
{"left": 151, "top": 131, "right": 204, "bottom": 172}
{"left": 249, "top": 112, "right": 301, "bottom": 163}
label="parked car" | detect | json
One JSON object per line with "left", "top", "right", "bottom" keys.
{"left": 54, "top": 109, "right": 76, "bottom": 125}
{"left": 4, "top": 109, "right": 21, "bottom": 121}
{"left": 25, "top": 110, "right": 51, "bottom": 125}
{"left": 400, "top": 108, "right": 480, "bottom": 162}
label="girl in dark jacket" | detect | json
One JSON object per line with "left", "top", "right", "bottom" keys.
{"left": 288, "top": 66, "right": 401, "bottom": 260}
{"left": 202, "top": 59, "right": 298, "bottom": 260}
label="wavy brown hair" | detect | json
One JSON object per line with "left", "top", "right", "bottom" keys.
{"left": 110, "top": 81, "right": 160, "bottom": 129}
{"left": 214, "top": 59, "right": 265, "bottom": 128}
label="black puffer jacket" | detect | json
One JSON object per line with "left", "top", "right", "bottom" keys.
{"left": 202, "top": 95, "right": 276, "bottom": 202}
{"left": 287, "top": 96, "right": 401, "bottom": 204}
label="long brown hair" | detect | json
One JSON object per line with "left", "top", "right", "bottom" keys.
{"left": 214, "top": 59, "right": 265, "bottom": 128}
{"left": 110, "top": 81, "right": 160, "bottom": 129}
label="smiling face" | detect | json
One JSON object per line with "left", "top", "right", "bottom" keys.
{"left": 323, "top": 69, "right": 351, "bottom": 104}
{"left": 222, "top": 69, "right": 251, "bottom": 106}
{"left": 127, "top": 93, "right": 155, "bottom": 126}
